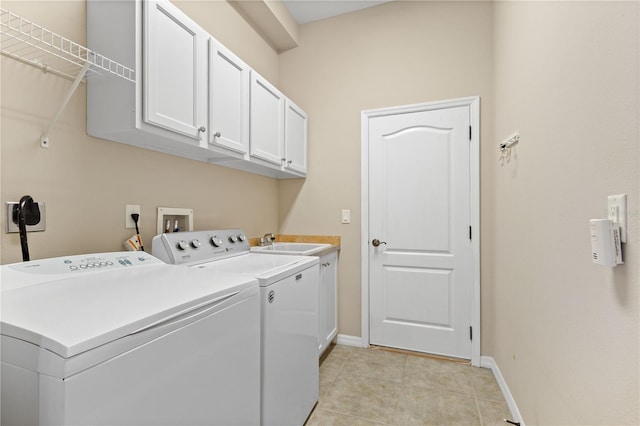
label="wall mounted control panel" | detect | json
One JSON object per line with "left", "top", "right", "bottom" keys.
{"left": 591, "top": 219, "right": 623, "bottom": 267}
{"left": 591, "top": 194, "right": 627, "bottom": 267}
{"left": 607, "top": 194, "right": 627, "bottom": 243}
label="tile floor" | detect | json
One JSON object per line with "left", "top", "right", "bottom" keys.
{"left": 306, "top": 344, "right": 512, "bottom": 426}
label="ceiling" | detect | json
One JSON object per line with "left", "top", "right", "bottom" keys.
{"left": 282, "top": 0, "right": 393, "bottom": 25}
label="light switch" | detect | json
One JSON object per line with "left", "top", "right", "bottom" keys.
{"left": 341, "top": 209, "right": 351, "bottom": 224}
{"left": 607, "top": 194, "right": 627, "bottom": 243}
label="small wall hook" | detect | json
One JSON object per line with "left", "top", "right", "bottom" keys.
{"left": 499, "top": 131, "right": 520, "bottom": 165}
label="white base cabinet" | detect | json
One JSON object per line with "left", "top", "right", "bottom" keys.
{"left": 319, "top": 251, "right": 338, "bottom": 355}
{"left": 87, "top": 0, "right": 307, "bottom": 179}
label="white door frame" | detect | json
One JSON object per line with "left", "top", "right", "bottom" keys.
{"left": 360, "top": 96, "right": 481, "bottom": 367}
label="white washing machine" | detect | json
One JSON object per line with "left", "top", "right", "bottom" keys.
{"left": 1, "top": 251, "right": 260, "bottom": 426}
{"left": 153, "top": 229, "right": 319, "bottom": 426}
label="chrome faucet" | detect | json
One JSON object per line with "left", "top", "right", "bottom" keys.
{"left": 260, "top": 233, "right": 276, "bottom": 246}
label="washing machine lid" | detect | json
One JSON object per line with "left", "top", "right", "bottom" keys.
{"left": 195, "top": 253, "right": 318, "bottom": 286}
{"left": 1, "top": 252, "right": 258, "bottom": 360}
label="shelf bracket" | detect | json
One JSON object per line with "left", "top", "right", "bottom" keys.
{"left": 40, "top": 59, "right": 92, "bottom": 149}
{"left": 1, "top": 8, "right": 134, "bottom": 148}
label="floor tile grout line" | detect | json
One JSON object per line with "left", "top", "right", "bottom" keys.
{"left": 317, "top": 345, "right": 355, "bottom": 404}
{"left": 387, "top": 353, "right": 409, "bottom": 426}
{"left": 329, "top": 348, "right": 407, "bottom": 425}
{"left": 470, "top": 373, "right": 485, "bottom": 426}
{"left": 319, "top": 407, "right": 391, "bottom": 425}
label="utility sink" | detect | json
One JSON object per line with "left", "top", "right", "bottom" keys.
{"left": 251, "top": 242, "right": 332, "bottom": 256}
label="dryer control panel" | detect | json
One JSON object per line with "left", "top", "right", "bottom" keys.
{"left": 1, "top": 252, "right": 163, "bottom": 292}
{"left": 152, "top": 229, "right": 249, "bottom": 266}
{"left": 6, "top": 252, "right": 161, "bottom": 274}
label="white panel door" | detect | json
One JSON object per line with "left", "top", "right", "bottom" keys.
{"left": 369, "top": 106, "right": 472, "bottom": 359}
{"left": 144, "top": 0, "right": 206, "bottom": 140}
{"left": 250, "top": 72, "right": 285, "bottom": 166}
{"left": 284, "top": 99, "right": 308, "bottom": 174}
{"left": 208, "top": 39, "right": 250, "bottom": 154}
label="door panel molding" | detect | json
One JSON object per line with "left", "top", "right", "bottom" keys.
{"left": 361, "top": 96, "right": 480, "bottom": 366}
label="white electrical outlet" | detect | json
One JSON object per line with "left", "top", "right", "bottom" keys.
{"left": 125, "top": 205, "right": 141, "bottom": 229}
{"left": 6, "top": 202, "right": 46, "bottom": 233}
{"left": 607, "top": 194, "right": 627, "bottom": 243}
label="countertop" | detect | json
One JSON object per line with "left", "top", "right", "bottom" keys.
{"left": 249, "top": 234, "right": 340, "bottom": 257}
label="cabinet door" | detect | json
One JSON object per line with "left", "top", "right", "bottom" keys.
{"left": 250, "top": 72, "right": 285, "bottom": 166}
{"left": 319, "top": 251, "right": 338, "bottom": 355}
{"left": 144, "top": 0, "right": 207, "bottom": 141}
{"left": 209, "top": 39, "right": 250, "bottom": 154}
{"left": 284, "top": 99, "right": 308, "bottom": 175}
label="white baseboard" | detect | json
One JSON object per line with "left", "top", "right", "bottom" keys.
{"left": 480, "top": 356, "right": 524, "bottom": 426}
{"left": 336, "top": 334, "right": 363, "bottom": 347}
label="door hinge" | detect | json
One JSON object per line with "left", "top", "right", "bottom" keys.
{"left": 469, "top": 226, "right": 472, "bottom": 240}
{"left": 470, "top": 326, "right": 473, "bottom": 340}
{"left": 469, "top": 125, "right": 472, "bottom": 140}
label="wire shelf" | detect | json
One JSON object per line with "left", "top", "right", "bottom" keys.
{"left": 0, "top": 8, "right": 134, "bottom": 82}
{"left": 1, "top": 8, "right": 135, "bottom": 148}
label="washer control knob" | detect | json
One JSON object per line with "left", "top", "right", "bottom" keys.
{"left": 229, "top": 235, "right": 238, "bottom": 243}
{"left": 210, "top": 236, "right": 223, "bottom": 247}
{"left": 191, "top": 239, "right": 202, "bottom": 249}
{"left": 237, "top": 234, "right": 246, "bottom": 242}
{"left": 177, "top": 240, "right": 189, "bottom": 250}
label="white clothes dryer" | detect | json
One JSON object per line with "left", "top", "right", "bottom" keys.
{"left": 153, "top": 229, "right": 319, "bottom": 426}
{"left": 1, "top": 251, "right": 260, "bottom": 426}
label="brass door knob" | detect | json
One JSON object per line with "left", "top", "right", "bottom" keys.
{"left": 372, "top": 239, "right": 387, "bottom": 247}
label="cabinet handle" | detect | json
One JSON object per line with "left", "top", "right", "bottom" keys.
{"left": 214, "top": 132, "right": 221, "bottom": 138}
{"left": 198, "top": 126, "right": 206, "bottom": 133}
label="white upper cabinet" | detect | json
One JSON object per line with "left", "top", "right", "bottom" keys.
{"left": 144, "top": 0, "right": 207, "bottom": 140}
{"left": 208, "top": 39, "right": 250, "bottom": 155}
{"left": 88, "top": 0, "right": 213, "bottom": 161}
{"left": 250, "top": 71, "right": 285, "bottom": 166}
{"left": 248, "top": 71, "right": 308, "bottom": 177}
{"left": 87, "top": 0, "right": 307, "bottom": 178}
{"left": 284, "top": 99, "right": 308, "bottom": 175}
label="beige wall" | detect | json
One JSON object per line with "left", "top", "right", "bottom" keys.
{"left": 278, "top": 0, "right": 639, "bottom": 423}
{"left": 490, "top": 1, "right": 639, "bottom": 424}
{"left": 0, "top": 0, "right": 280, "bottom": 264}
{"left": 277, "top": 0, "right": 495, "bottom": 338}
